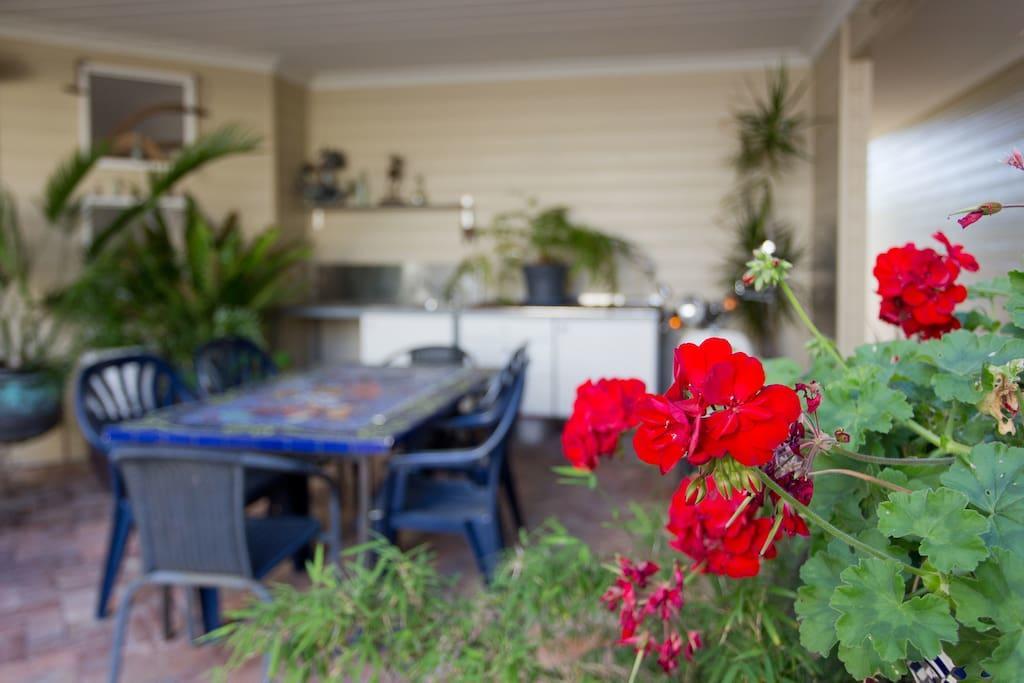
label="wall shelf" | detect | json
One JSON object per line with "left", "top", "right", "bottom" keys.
{"left": 304, "top": 202, "right": 463, "bottom": 212}
{"left": 307, "top": 195, "right": 476, "bottom": 232}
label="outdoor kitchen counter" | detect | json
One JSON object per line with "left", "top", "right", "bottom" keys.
{"left": 280, "top": 302, "right": 661, "bottom": 320}
{"left": 277, "top": 303, "right": 662, "bottom": 418}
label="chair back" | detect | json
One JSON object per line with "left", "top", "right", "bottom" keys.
{"left": 112, "top": 447, "right": 254, "bottom": 578}
{"left": 476, "top": 358, "right": 527, "bottom": 490}
{"left": 194, "top": 336, "right": 277, "bottom": 397}
{"left": 75, "top": 353, "right": 192, "bottom": 456}
{"left": 465, "top": 344, "right": 527, "bottom": 420}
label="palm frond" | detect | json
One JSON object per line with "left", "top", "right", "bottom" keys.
{"left": 87, "top": 124, "right": 261, "bottom": 258}
{"left": 42, "top": 143, "right": 107, "bottom": 226}
{"left": 0, "top": 189, "right": 27, "bottom": 285}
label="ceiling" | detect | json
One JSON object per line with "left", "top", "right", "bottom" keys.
{"left": 857, "top": 0, "right": 1024, "bottom": 136}
{"left": 0, "top": 0, "right": 852, "bottom": 83}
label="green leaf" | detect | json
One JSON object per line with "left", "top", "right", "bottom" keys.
{"left": 836, "top": 642, "right": 903, "bottom": 682}
{"left": 1008, "top": 270, "right": 1024, "bottom": 328}
{"left": 762, "top": 357, "right": 802, "bottom": 386}
{"left": 877, "top": 488, "right": 989, "bottom": 572}
{"left": 968, "top": 274, "right": 1012, "bottom": 301}
{"left": 184, "top": 198, "right": 215, "bottom": 297}
{"left": 950, "top": 548, "right": 1024, "bottom": 680}
{"left": 794, "top": 540, "right": 855, "bottom": 656}
{"left": 987, "top": 629, "right": 1024, "bottom": 681}
{"left": 830, "top": 558, "right": 957, "bottom": 675}
{"left": 921, "top": 330, "right": 1024, "bottom": 404}
{"left": 87, "top": 124, "right": 260, "bottom": 258}
{"left": 816, "top": 365, "right": 913, "bottom": 448}
{"left": 42, "top": 143, "right": 106, "bottom": 225}
{"left": 941, "top": 443, "right": 1024, "bottom": 557}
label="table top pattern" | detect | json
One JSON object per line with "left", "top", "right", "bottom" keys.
{"left": 103, "top": 364, "right": 490, "bottom": 455}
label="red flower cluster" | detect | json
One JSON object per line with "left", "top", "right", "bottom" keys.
{"left": 562, "top": 378, "right": 646, "bottom": 470}
{"left": 600, "top": 558, "right": 702, "bottom": 674}
{"left": 667, "top": 477, "right": 779, "bottom": 578}
{"left": 633, "top": 338, "right": 801, "bottom": 473}
{"left": 874, "top": 232, "right": 979, "bottom": 339}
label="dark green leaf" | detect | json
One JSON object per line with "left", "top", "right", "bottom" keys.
{"left": 794, "top": 540, "right": 856, "bottom": 655}
{"left": 877, "top": 488, "right": 989, "bottom": 572}
{"left": 831, "top": 558, "right": 957, "bottom": 676}
{"left": 816, "top": 365, "right": 913, "bottom": 448}
{"left": 941, "top": 443, "right": 1024, "bottom": 557}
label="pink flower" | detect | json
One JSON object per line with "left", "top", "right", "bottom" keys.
{"left": 685, "top": 630, "right": 703, "bottom": 662}
{"left": 1007, "top": 149, "right": 1024, "bottom": 171}
{"left": 953, "top": 202, "right": 1002, "bottom": 229}
{"left": 957, "top": 211, "right": 984, "bottom": 229}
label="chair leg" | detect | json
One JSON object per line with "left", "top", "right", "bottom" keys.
{"left": 502, "top": 461, "right": 526, "bottom": 531}
{"left": 108, "top": 578, "right": 144, "bottom": 683}
{"left": 283, "top": 475, "right": 312, "bottom": 570}
{"left": 466, "top": 519, "right": 503, "bottom": 582}
{"left": 199, "top": 588, "right": 220, "bottom": 634}
{"left": 464, "top": 522, "right": 489, "bottom": 579}
{"left": 96, "top": 501, "right": 133, "bottom": 619}
{"left": 161, "top": 586, "right": 174, "bottom": 639}
{"left": 184, "top": 590, "right": 200, "bottom": 643}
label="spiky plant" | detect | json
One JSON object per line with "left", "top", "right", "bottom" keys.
{"left": 722, "top": 65, "right": 809, "bottom": 351}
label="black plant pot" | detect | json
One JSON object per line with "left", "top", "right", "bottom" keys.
{"left": 523, "top": 262, "right": 569, "bottom": 305}
{"left": 0, "top": 368, "right": 62, "bottom": 444}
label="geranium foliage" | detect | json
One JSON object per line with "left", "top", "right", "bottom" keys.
{"left": 561, "top": 153, "right": 1024, "bottom": 680}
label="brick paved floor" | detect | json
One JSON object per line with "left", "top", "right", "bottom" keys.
{"left": 0, "top": 422, "right": 672, "bottom": 682}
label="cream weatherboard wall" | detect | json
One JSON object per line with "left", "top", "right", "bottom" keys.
{"left": 0, "top": 36, "right": 283, "bottom": 466}
{"left": 868, "top": 58, "right": 1024, "bottom": 341}
{"left": 307, "top": 69, "right": 815, "bottom": 303}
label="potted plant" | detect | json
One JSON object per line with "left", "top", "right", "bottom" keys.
{"left": 0, "top": 191, "right": 63, "bottom": 444}
{"left": 450, "top": 201, "right": 642, "bottom": 306}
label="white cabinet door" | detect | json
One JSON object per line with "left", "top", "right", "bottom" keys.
{"left": 552, "top": 318, "right": 659, "bottom": 418}
{"left": 359, "top": 311, "right": 456, "bottom": 364}
{"left": 458, "top": 313, "right": 554, "bottom": 417}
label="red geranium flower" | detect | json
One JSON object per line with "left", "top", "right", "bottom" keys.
{"left": 642, "top": 338, "right": 801, "bottom": 468}
{"left": 667, "top": 476, "right": 778, "bottom": 578}
{"left": 632, "top": 394, "right": 700, "bottom": 473}
{"left": 561, "top": 378, "right": 646, "bottom": 470}
{"left": 873, "top": 233, "right": 978, "bottom": 339}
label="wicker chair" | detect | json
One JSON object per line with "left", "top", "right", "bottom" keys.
{"left": 108, "top": 447, "right": 341, "bottom": 683}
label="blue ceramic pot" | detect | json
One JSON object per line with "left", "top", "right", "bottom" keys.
{"left": 0, "top": 368, "right": 62, "bottom": 444}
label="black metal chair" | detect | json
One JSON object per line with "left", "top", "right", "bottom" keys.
{"left": 378, "top": 359, "right": 526, "bottom": 580}
{"left": 383, "top": 345, "right": 473, "bottom": 367}
{"left": 108, "top": 447, "right": 342, "bottom": 683}
{"left": 193, "top": 336, "right": 277, "bottom": 398}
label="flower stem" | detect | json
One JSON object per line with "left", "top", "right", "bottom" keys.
{"left": 832, "top": 446, "right": 955, "bottom": 467}
{"left": 903, "top": 418, "right": 972, "bottom": 456}
{"left": 779, "top": 278, "right": 973, "bottom": 458}
{"left": 809, "top": 468, "right": 912, "bottom": 493}
{"left": 779, "top": 281, "right": 846, "bottom": 368}
{"left": 755, "top": 469, "right": 929, "bottom": 578}
{"left": 627, "top": 639, "right": 645, "bottom": 683}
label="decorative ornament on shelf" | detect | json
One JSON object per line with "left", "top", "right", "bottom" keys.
{"left": 300, "top": 148, "right": 347, "bottom": 205}
{"left": 380, "top": 154, "right": 406, "bottom": 206}
{"left": 411, "top": 173, "right": 428, "bottom": 207}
